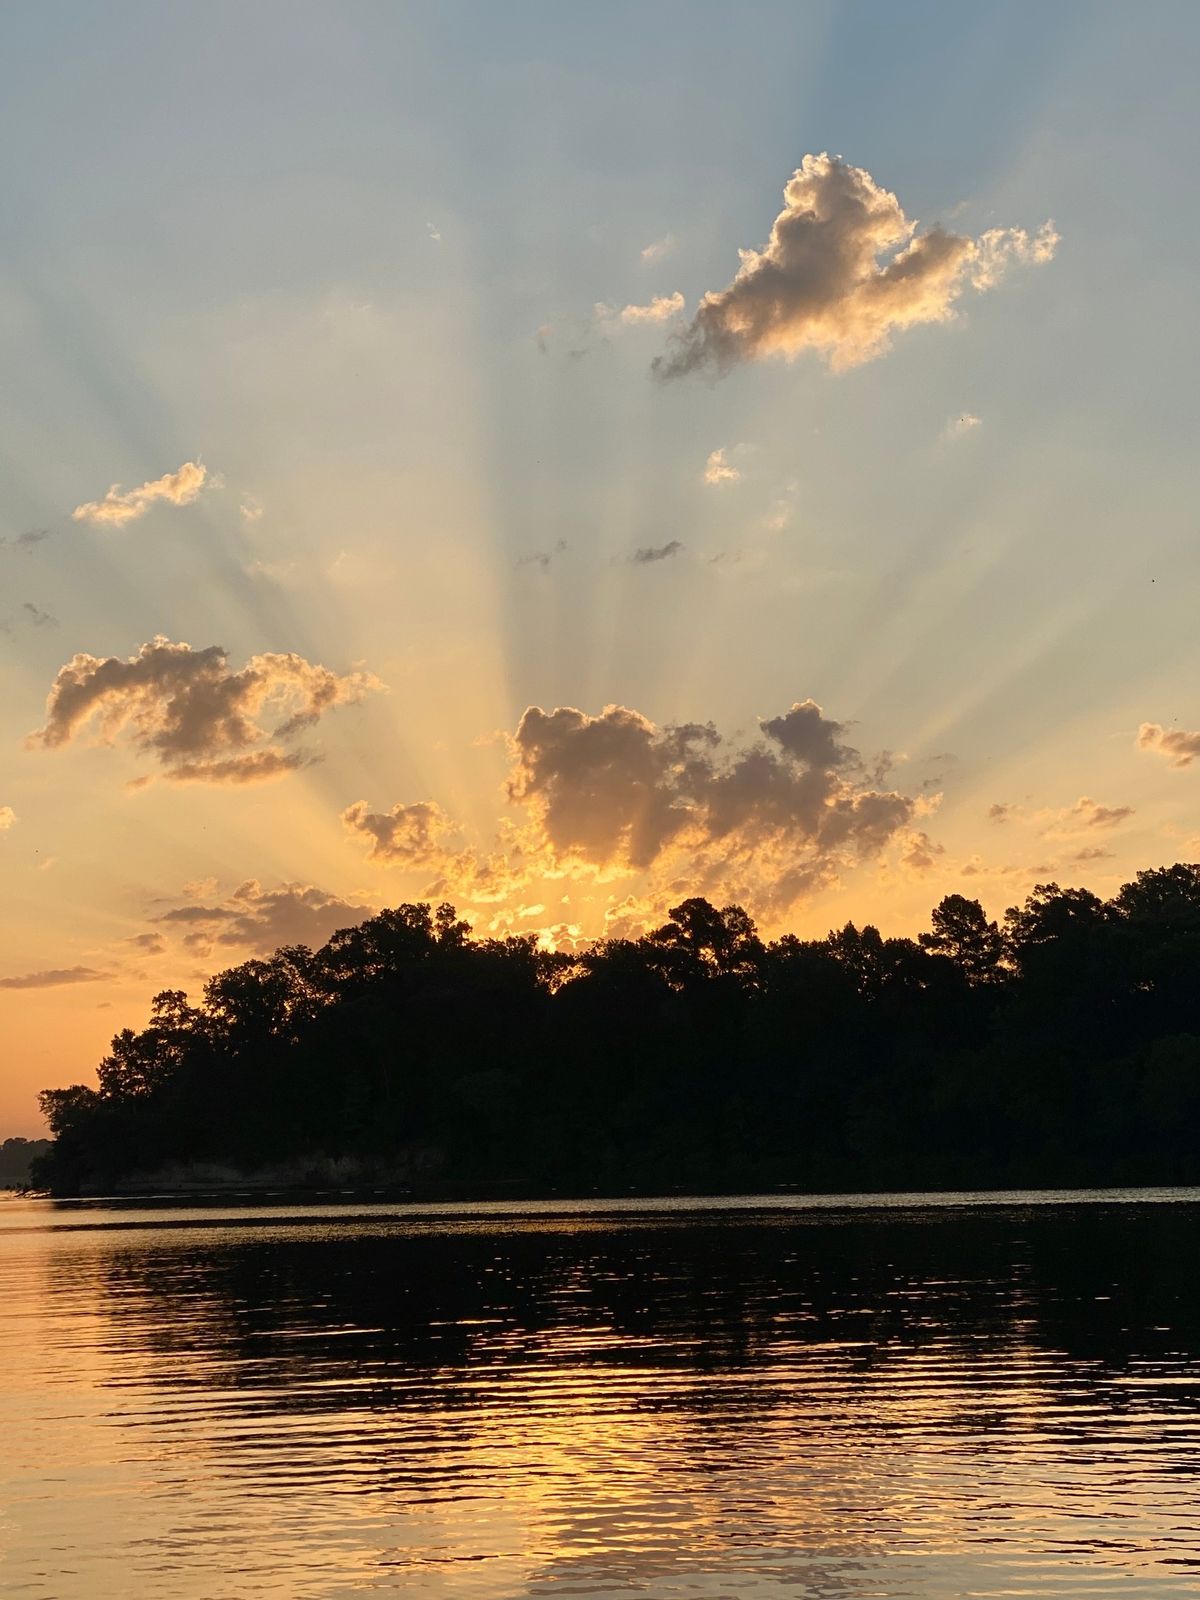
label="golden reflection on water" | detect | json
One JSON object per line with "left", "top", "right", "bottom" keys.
{"left": 2, "top": 1192, "right": 1200, "bottom": 1598}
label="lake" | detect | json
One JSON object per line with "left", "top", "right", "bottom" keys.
{"left": 2, "top": 1189, "right": 1199, "bottom": 1598}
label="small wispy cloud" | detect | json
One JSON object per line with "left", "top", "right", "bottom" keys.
{"left": 631, "top": 540, "right": 684, "bottom": 564}
{"left": 762, "top": 476, "right": 800, "bottom": 533}
{"left": 239, "top": 495, "right": 264, "bottom": 523}
{"left": 640, "top": 234, "right": 675, "bottom": 264}
{"left": 1043, "top": 796, "right": 1135, "bottom": 836}
{"left": 1, "top": 528, "right": 52, "bottom": 551}
{"left": 426, "top": 221, "right": 442, "bottom": 244}
{"left": 0, "top": 965, "right": 107, "bottom": 990}
{"left": 703, "top": 447, "right": 741, "bottom": 486}
{"left": 944, "top": 412, "right": 982, "bottom": 439}
{"left": 73, "top": 461, "right": 208, "bottom": 527}
{"left": 0, "top": 805, "right": 16, "bottom": 831}
{"left": 603, "top": 291, "right": 686, "bottom": 326}
{"left": 1138, "top": 721, "right": 1200, "bottom": 769}
{"left": 517, "top": 540, "right": 568, "bottom": 572}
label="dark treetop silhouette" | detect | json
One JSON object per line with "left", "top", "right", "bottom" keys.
{"left": 33, "top": 865, "right": 1200, "bottom": 1196}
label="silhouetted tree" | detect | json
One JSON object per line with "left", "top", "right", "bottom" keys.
{"left": 29, "top": 864, "right": 1200, "bottom": 1196}
{"left": 920, "top": 895, "right": 1006, "bottom": 985}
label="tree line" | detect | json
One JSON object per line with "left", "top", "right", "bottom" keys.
{"left": 33, "top": 865, "right": 1200, "bottom": 1195}
{"left": 0, "top": 1136, "right": 51, "bottom": 1189}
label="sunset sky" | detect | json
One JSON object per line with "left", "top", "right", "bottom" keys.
{"left": 2, "top": 1, "right": 1199, "bottom": 1132}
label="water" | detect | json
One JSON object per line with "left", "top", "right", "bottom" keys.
{"left": 3, "top": 1190, "right": 1199, "bottom": 1599}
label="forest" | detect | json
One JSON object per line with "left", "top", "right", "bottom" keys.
{"left": 33, "top": 864, "right": 1200, "bottom": 1196}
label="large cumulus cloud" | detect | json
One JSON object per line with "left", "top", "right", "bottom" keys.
{"left": 30, "top": 636, "right": 380, "bottom": 784}
{"left": 653, "top": 153, "right": 1058, "bottom": 378}
{"left": 346, "top": 697, "right": 923, "bottom": 916}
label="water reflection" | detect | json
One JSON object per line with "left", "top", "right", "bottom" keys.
{"left": 3, "top": 1193, "right": 1199, "bottom": 1598}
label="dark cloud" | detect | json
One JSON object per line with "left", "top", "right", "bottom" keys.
{"left": 517, "top": 540, "right": 568, "bottom": 572}
{"left": 631, "top": 540, "right": 684, "bottom": 564}
{"left": 1, "top": 600, "right": 58, "bottom": 634}
{"left": 29, "top": 636, "right": 379, "bottom": 785}
{"left": 761, "top": 699, "right": 856, "bottom": 768}
{"left": 653, "top": 153, "right": 1057, "bottom": 380}
{"left": 0, "top": 965, "right": 106, "bottom": 990}
{"left": 154, "top": 880, "right": 373, "bottom": 956}
{"left": 165, "top": 750, "right": 311, "bottom": 786}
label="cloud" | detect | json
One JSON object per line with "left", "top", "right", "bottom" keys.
{"left": 760, "top": 699, "right": 857, "bottom": 768}
{"left": 1138, "top": 722, "right": 1200, "bottom": 769}
{"left": 0, "top": 965, "right": 106, "bottom": 990}
{"left": 1046, "top": 796, "right": 1135, "bottom": 833}
{"left": 640, "top": 234, "right": 675, "bottom": 263}
{"left": 239, "top": 495, "right": 264, "bottom": 523}
{"left": 944, "top": 413, "right": 982, "bottom": 438}
{"left": 504, "top": 697, "right": 916, "bottom": 909}
{"left": 0, "top": 805, "right": 15, "bottom": 830}
{"left": 2, "top": 601, "right": 58, "bottom": 635}
{"left": 1071, "top": 846, "right": 1114, "bottom": 864}
{"left": 127, "top": 932, "right": 166, "bottom": 954}
{"left": 610, "top": 292, "right": 685, "bottom": 326}
{"left": 591, "top": 293, "right": 685, "bottom": 330}
{"left": 653, "top": 153, "right": 1058, "bottom": 379}
{"left": 703, "top": 448, "right": 741, "bottom": 486}
{"left": 155, "top": 880, "right": 373, "bottom": 957}
{"left": 164, "top": 750, "right": 311, "bottom": 785}
{"left": 426, "top": 221, "right": 442, "bottom": 244}
{"left": 517, "top": 540, "right": 568, "bottom": 572}
{"left": 602, "top": 895, "right": 659, "bottom": 941}
{"left": 631, "top": 540, "right": 684, "bottom": 564}
{"left": 994, "top": 796, "right": 1135, "bottom": 837}
{"left": 1, "top": 527, "right": 52, "bottom": 551}
{"left": 899, "top": 830, "right": 945, "bottom": 874}
{"left": 344, "top": 696, "right": 923, "bottom": 920}
{"left": 342, "top": 800, "right": 526, "bottom": 903}
{"left": 540, "top": 289, "right": 685, "bottom": 360}
{"left": 30, "top": 636, "right": 379, "bottom": 785}
{"left": 72, "top": 461, "right": 208, "bottom": 526}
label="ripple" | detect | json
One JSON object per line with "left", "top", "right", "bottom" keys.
{"left": 3, "top": 1194, "right": 1200, "bottom": 1598}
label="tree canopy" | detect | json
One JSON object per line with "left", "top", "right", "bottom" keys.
{"left": 33, "top": 865, "right": 1200, "bottom": 1196}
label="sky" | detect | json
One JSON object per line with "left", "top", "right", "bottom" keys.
{"left": 2, "top": 1, "right": 1199, "bottom": 1133}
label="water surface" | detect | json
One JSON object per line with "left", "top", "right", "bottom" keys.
{"left": 3, "top": 1189, "right": 1199, "bottom": 1597}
